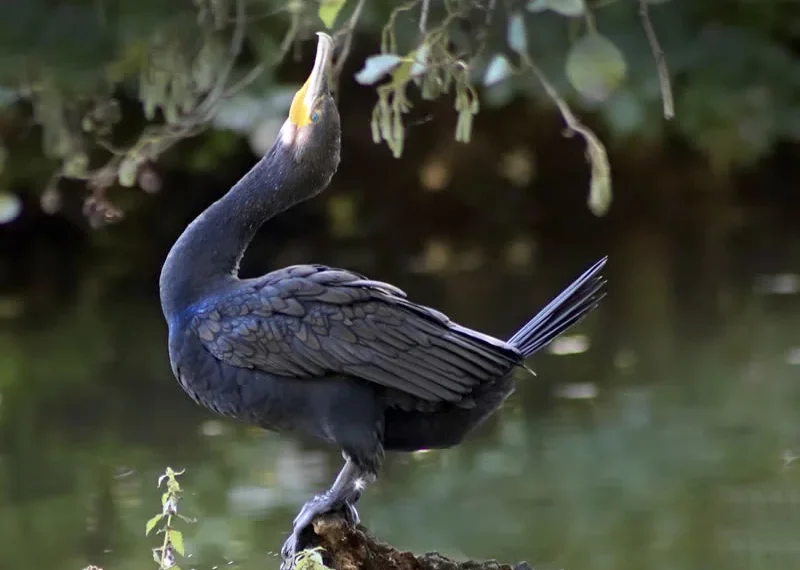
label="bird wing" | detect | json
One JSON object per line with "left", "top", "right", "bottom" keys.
{"left": 189, "top": 264, "right": 519, "bottom": 403}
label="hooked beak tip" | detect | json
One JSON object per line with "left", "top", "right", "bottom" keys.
{"left": 304, "top": 31, "right": 335, "bottom": 103}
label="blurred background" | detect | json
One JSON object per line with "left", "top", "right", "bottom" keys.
{"left": 0, "top": 1, "right": 799, "bottom": 569}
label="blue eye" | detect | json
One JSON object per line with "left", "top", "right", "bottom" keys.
{"left": 311, "top": 111, "right": 320, "bottom": 123}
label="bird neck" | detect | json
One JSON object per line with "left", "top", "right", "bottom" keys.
{"left": 159, "top": 140, "right": 300, "bottom": 321}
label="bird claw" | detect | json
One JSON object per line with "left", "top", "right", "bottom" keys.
{"left": 280, "top": 495, "right": 360, "bottom": 568}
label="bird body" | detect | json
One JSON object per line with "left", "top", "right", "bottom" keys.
{"left": 159, "top": 33, "right": 607, "bottom": 567}
{"left": 167, "top": 258, "right": 604, "bottom": 469}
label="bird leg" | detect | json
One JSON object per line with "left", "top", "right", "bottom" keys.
{"left": 280, "top": 456, "right": 374, "bottom": 568}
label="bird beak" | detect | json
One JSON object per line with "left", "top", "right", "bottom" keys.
{"left": 288, "top": 32, "right": 335, "bottom": 128}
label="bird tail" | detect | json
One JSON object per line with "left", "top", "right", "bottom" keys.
{"left": 507, "top": 256, "right": 607, "bottom": 359}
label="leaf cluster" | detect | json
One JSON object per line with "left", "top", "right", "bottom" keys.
{"left": 146, "top": 467, "right": 195, "bottom": 570}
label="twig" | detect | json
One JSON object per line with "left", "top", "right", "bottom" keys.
{"left": 520, "top": 52, "right": 612, "bottom": 215}
{"left": 224, "top": 12, "right": 300, "bottom": 98}
{"left": 583, "top": 4, "right": 597, "bottom": 33}
{"left": 332, "top": 0, "right": 367, "bottom": 84}
{"left": 638, "top": 0, "right": 674, "bottom": 120}
{"left": 192, "top": 0, "right": 249, "bottom": 121}
{"left": 419, "top": 0, "right": 430, "bottom": 35}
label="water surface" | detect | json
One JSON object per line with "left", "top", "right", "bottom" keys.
{"left": 1, "top": 230, "right": 799, "bottom": 570}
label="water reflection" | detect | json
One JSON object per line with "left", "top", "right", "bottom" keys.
{"left": 1, "top": 234, "right": 799, "bottom": 570}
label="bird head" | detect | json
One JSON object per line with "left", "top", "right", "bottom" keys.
{"left": 278, "top": 32, "right": 341, "bottom": 194}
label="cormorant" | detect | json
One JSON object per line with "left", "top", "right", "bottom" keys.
{"left": 159, "top": 32, "right": 607, "bottom": 567}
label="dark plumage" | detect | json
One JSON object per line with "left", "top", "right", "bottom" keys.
{"left": 159, "top": 33, "right": 607, "bottom": 568}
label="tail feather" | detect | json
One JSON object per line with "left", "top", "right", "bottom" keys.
{"left": 507, "top": 256, "right": 607, "bottom": 358}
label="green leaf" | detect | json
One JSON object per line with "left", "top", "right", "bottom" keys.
{"left": 169, "top": 529, "right": 185, "bottom": 556}
{"left": 545, "top": 0, "right": 585, "bottom": 17}
{"left": 483, "top": 55, "right": 512, "bottom": 86}
{"left": 152, "top": 549, "right": 163, "bottom": 564}
{"left": 319, "top": 0, "right": 347, "bottom": 29}
{"left": 565, "top": 33, "right": 627, "bottom": 102}
{"left": 118, "top": 157, "right": 139, "bottom": 188}
{"left": 161, "top": 491, "right": 170, "bottom": 506}
{"left": 295, "top": 547, "right": 330, "bottom": 570}
{"left": 354, "top": 54, "right": 403, "bottom": 85}
{"left": 583, "top": 130, "right": 612, "bottom": 215}
{"left": 145, "top": 513, "right": 163, "bottom": 536}
{"left": 507, "top": 12, "right": 527, "bottom": 55}
{"left": 410, "top": 44, "right": 429, "bottom": 78}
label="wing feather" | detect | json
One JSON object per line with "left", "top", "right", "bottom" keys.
{"left": 191, "top": 264, "right": 520, "bottom": 402}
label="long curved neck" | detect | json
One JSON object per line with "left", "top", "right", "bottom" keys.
{"left": 159, "top": 142, "right": 298, "bottom": 320}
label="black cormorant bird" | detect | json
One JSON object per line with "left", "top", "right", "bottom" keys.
{"left": 159, "top": 32, "right": 607, "bottom": 566}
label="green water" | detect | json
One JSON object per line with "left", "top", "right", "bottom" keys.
{"left": 1, "top": 229, "right": 799, "bottom": 570}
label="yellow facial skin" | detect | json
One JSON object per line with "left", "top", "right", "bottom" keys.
{"left": 288, "top": 32, "right": 334, "bottom": 128}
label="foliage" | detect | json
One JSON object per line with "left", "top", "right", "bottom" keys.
{"left": 0, "top": 0, "right": 797, "bottom": 226}
{"left": 146, "top": 467, "right": 195, "bottom": 570}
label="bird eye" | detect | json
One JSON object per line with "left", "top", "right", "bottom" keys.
{"left": 310, "top": 111, "right": 321, "bottom": 123}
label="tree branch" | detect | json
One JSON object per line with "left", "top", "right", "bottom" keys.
{"left": 333, "top": 0, "right": 368, "bottom": 84}
{"left": 638, "top": 0, "right": 674, "bottom": 120}
{"left": 419, "top": 0, "right": 430, "bottom": 35}
{"left": 298, "top": 513, "right": 534, "bottom": 570}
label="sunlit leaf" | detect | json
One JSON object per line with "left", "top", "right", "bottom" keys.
{"left": 354, "top": 54, "right": 403, "bottom": 85}
{"left": 483, "top": 54, "right": 513, "bottom": 86}
{"left": 169, "top": 529, "right": 185, "bottom": 556}
{"left": 546, "top": 0, "right": 585, "bottom": 17}
{"left": 507, "top": 12, "right": 528, "bottom": 55}
{"left": 410, "top": 43, "right": 429, "bottom": 78}
{"left": 566, "top": 33, "right": 627, "bottom": 102}
{"left": 145, "top": 513, "right": 163, "bottom": 536}
{"left": 319, "top": 0, "right": 347, "bottom": 29}
{"left": 0, "top": 192, "right": 22, "bottom": 225}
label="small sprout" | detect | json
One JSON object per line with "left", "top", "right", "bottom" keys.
{"left": 294, "top": 547, "right": 332, "bottom": 570}
{"left": 149, "top": 468, "right": 193, "bottom": 569}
